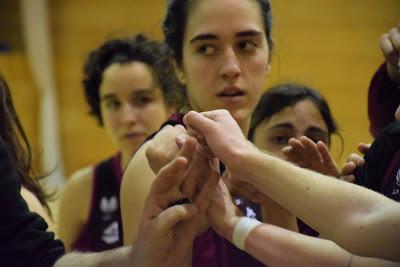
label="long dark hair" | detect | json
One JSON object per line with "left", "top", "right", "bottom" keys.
{"left": 0, "top": 74, "right": 51, "bottom": 213}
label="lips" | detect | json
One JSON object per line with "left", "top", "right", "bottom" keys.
{"left": 123, "top": 132, "right": 146, "bottom": 140}
{"left": 217, "top": 86, "right": 245, "bottom": 97}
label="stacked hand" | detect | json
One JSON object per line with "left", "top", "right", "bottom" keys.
{"left": 281, "top": 136, "right": 370, "bottom": 183}
{"left": 135, "top": 135, "right": 220, "bottom": 267}
{"left": 381, "top": 23, "right": 400, "bottom": 83}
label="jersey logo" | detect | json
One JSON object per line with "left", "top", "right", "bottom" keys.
{"left": 102, "top": 221, "right": 120, "bottom": 244}
{"left": 100, "top": 196, "right": 118, "bottom": 220}
{"left": 392, "top": 169, "right": 400, "bottom": 196}
{"left": 100, "top": 196, "right": 118, "bottom": 213}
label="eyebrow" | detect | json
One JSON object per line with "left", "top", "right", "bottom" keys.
{"left": 100, "top": 88, "right": 158, "bottom": 101}
{"left": 190, "top": 33, "right": 218, "bottom": 44}
{"left": 236, "top": 30, "right": 263, "bottom": 38}
{"left": 305, "top": 127, "right": 329, "bottom": 137}
{"left": 268, "top": 123, "right": 294, "bottom": 131}
{"left": 190, "top": 30, "right": 263, "bottom": 44}
{"left": 268, "top": 123, "right": 328, "bottom": 136}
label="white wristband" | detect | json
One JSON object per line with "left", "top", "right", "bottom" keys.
{"left": 232, "top": 217, "right": 261, "bottom": 250}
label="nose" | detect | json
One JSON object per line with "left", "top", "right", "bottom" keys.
{"left": 121, "top": 104, "right": 138, "bottom": 125}
{"left": 219, "top": 47, "right": 241, "bottom": 83}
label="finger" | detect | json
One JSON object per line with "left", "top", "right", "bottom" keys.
{"left": 288, "top": 138, "right": 306, "bottom": 153}
{"left": 381, "top": 33, "right": 397, "bottom": 64}
{"left": 340, "top": 161, "right": 356, "bottom": 176}
{"left": 300, "top": 136, "right": 321, "bottom": 159}
{"left": 340, "top": 175, "right": 356, "bottom": 183}
{"left": 357, "top": 143, "right": 371, "bottom": 155}
{"left": 281, "top": 146, "right": 299, "bottom": 163}
{"left": 184, "top": 110, "right": 216, "bottom": 135}
{"left": 389, "top": 27, "right": 400, "bottom": 52}
{"left": 186, "top": 127, "right": 208, "bottom": 148}
{"left": 154, "top": 204, "right": 198, "bottom": 234}
{"left": 317, "top": 141, "right": 339, "bottom": 176}
{"left": 346, "top": 153, "right": 365, "bottom": 166}
{"left": 317, "top": 141, "right": 337, "bottom": 167}
{"left": 181, "top": 150, "right": 205, "bottom": 198}
{"left": 177, "top": 135, "right": 197, "bottom": 162}
{"left": 193, "top": 167, "right": 220, "bottom": 213}
{"left": 150, "top": 157, "right": 188, "bottom": 194}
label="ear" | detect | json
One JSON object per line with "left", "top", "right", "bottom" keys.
{"left": 265, "top": 63, "right": 271, "bottom": 77}
{"left": 173, "top": 60, "right": 187, "bottom": 85}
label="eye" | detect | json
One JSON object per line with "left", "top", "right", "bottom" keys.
{"left": 271, "top": 135, "right": 290, "bottom": 146}
{"left": 196, "top": 44, "right": 216, "bottom": 55}
{"left": 237, "top": 40, "right": 257, "bottom": 52}
{"left": 105, "top": 99, "right": 120, "bottom": 110}
{"left": 134, "top": 96, "right": 154, "bottom": 107}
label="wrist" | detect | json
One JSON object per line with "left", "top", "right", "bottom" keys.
{"left": 230, "top": 141, "right": 260, "bottom": 179}
{"left": 222, "top": 215, "right": 240, "bottom": 241}
{"left": 231, "top": 217, "right": 262, "bottom": 250}
{"left": 386, "top": 63, "right": 400, "bottom": 84}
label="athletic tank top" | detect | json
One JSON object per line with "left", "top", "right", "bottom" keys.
{"left": 71, "top": 154, "right": 124, "bottom": 252}
{"left": 157, "top": 114, "right": 265, "bottom": 266}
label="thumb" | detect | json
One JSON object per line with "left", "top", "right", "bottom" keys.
{"left": 184, "top": 111, "right": 215, "bottom": 134}
{"left": 154, "top": 204, "right": 197, "bottom": 234}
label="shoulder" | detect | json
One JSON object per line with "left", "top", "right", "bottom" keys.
{"left": 65, "top": 166, "right": 95, "bottom": 195}
{"left": 20, "top": 186, "right": 57, "bottom": 234}
{"left": 20, "top": 186, "right": 46, "bottom": 214}
{"left": 60, "top": 166, "right": 95, "bottom": 214}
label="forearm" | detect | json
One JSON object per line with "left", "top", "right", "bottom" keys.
{"left": 229, "top": 221, "right": 399, "bottom": 267}
{"left": 238, "top": 149, "right": 400, "bottom": 260}
{"left": 120, "top": 142, "right": 156, "bottom": 245}
{"left": 244, "top": 223, "right": 349, "bottom": 267}
{"left": 54, "top": 246, "right": 134, "bottom": 267}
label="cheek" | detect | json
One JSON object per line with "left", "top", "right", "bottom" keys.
{"left": 140, "top": 104, "right": 169, "bottom": 127}
{"left": 102, "top": 114, "right": 121, "bottom": 141}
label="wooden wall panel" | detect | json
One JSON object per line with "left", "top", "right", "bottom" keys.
{"left": 268, "top": 0, "right": 399, "bottom": 160}
{"left": 2, "top": 0, "right": 399, "bottom": 176}
{"left": 50, "top": 0, "right": 167, "bottom": 175}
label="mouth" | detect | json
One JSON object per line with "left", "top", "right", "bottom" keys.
{"left": 123, "top": 132, "right": 147, "bottom": 140}
{"left": 217, "top": 87, "right": 246, "bottom": 100}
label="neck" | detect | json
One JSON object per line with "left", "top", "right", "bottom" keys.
{"left": 237, "top": 116, "right": 251, "bottom": 138}
{"left": 120, "top": 149, "right": 134, "bottom": 171}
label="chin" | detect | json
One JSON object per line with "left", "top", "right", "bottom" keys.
{"left": 229, "top": 109, "right": 251, "bottom": 131}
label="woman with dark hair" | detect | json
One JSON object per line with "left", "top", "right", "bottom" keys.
{"left": 0, "top": 74, "right": 211, "bottom": 266}
{"left": 58, "top": 34, "right": 179, "bottom": 252}
{"left": 120, "top": 0, "right": 294, "bottom": 266}
{"left": 0, "top": 75, "right": 56, "bottom": 234}
{"left": 248, "top": 83, "right": 341, "bottom": 236}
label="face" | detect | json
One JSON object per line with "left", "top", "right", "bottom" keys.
{"left": 179, "top": 0, "right": 270, "bottom": 130}
{"left": 99, "top": 62, "right": 172, "bottom": 155}
{"left": 253, "top": 99, "right": 330, "bottom": 159}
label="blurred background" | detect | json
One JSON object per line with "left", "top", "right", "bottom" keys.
{"left": 0, "top": 0, "right": 398, "bottom": 192}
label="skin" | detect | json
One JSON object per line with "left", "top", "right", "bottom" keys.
{"left": 59, "top": 61, "right": 172, "bottom": 251}
{"left": 252, "top": 99, "right": 329, "bottom": 159}
{"left": 55, "top": 144, "right": 212, "bottom": 267}
{"left": 251, "top": 99, "right": 331, "bottom": 226}
{"left": 203, "top": 172, "right": 399, "bottom": 267}
{"left": 284, "top": 24, "right": 400, "bottom": 182}
{"left": 20, "top": 186, "right": 57, "bottom": 236}
{"left": 120, "top": 0, "right": 275, "bottom": 245}
{"left": 183, "top": 109, "right": 400, "bottom": 261}
{"left": 178, "top": 0, "right": 271, "bottom": 132}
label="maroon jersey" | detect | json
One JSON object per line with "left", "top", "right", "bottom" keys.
{"left": 71, "top": 154, "right": 124, "bottom": 252}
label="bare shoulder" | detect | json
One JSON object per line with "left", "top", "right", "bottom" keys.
{"left": 20, "top": 186, "right": 47, "bottom": 214}
{"left": 59, "top": 165, "right": 95, "bottom": 222}
{"left": 64, "top": 166, "right": 95, "bottom": 197}
{"left": 20, "top": 186, "right": 57, "bottom": 234}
